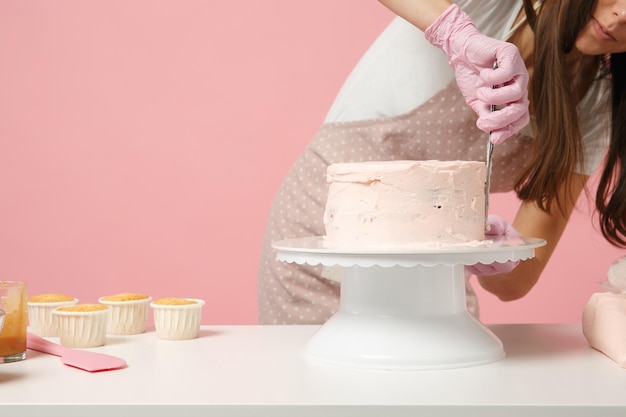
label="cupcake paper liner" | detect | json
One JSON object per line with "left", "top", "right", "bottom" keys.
{"left": 53, "top": 306, "right": 109, "bottom": 348}
{"left": 150, "top": 298, "right": 204, "bottom": 340}
{"left": 98, "top": 296, "right": 152, "bottom": 335}
{"left": 28, "top": 298, "right": 79, "bottom": 337}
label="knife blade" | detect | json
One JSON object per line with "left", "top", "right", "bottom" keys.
{"left": 485, "top": 59, "right": 498, "bottom": 231}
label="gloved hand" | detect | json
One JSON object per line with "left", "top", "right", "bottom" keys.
{"left": 425, "top": 4, "right": 530, "bottom": 144}
{"left": 466, "top": 214, "right": 520, "bottom": 276}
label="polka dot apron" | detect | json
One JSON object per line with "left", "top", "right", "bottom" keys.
{"left": 258, "top": 81, "right": 534, "bottom": 324}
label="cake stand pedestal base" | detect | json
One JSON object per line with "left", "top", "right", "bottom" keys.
{"left": 306, "top": 264, "right": 503, "bottom": 370}
{"left": 273, "top": 236, "right": 545, "bottom": 370}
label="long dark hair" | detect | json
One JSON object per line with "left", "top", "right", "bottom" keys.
{"left": 596, "top": 52, "right": 626, "bottom": 245}
{"left": 517, "top": 0, "right": 626, "bottom": 246}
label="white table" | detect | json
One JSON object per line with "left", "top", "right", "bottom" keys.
{"left": 1, "top": 324, "right": 625, "bottom": 417}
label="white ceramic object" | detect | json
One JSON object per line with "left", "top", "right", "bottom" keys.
{"left": 273, "top": 236, "right": 545, "bottom": 370}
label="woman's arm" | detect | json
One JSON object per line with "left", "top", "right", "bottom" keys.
{"left": 478, "top": 173, "right": 589, "bottom": 300}
{"left": 378, "top": 0, "right": 530, "bottom": 143}
{"left": 377, "top": 0, "right": 452, "bottom": 31}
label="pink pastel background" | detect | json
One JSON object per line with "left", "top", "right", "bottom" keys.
{"left": 0, "top": 1, "right": 622, "bottom": 325}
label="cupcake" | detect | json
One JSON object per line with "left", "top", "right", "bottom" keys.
{"left": 150, "top": 298, "right": 204, "bottom": 340}
{"left": 52, "top": 303, "right": 109, "bottom": 348}
{"left": 98, "top": 292, "right": 152, "bottom": 335}
{"left": 27, "top": 293, "right": 79, "bottom": 337}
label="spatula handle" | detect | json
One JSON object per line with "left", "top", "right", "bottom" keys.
{"left": 27, "top": 332, "right": 68, "bottom": 357}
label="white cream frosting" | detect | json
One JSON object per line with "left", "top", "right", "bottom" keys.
{"left": 323, "top": 160, "right": 486, "bottom": 248}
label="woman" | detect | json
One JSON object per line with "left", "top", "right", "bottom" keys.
{"left": 257, "top": 0, "right": 626, "bottom": 324}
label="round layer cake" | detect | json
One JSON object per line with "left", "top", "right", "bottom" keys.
{"left": 323, "top": 160, "right": 486, "bottom": 248}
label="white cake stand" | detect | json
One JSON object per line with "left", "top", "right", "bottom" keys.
{"left": 272, "top": 236, "right": 546, "bottom": 370}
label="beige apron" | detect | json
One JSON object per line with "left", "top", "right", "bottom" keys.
{"left": 257, "top": 81, "right": 534, "bottom": 324}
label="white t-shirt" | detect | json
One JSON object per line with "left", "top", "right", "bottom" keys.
{"left": 324, "top": 0, "right": 610, "bottom": 175}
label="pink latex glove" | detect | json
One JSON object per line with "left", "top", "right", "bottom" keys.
{"left": 466, "top": 215, "right": 520, "bottom": 276}
{"left": 425, "top": 4, "right": 529, "bottom": 144}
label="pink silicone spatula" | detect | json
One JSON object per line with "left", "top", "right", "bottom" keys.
{"left": 27, "top": 332, "right": 127, "bottom": 372}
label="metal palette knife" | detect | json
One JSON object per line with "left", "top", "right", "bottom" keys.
{"left": 485, "top": 60, "right": 498, "bottom": 230}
